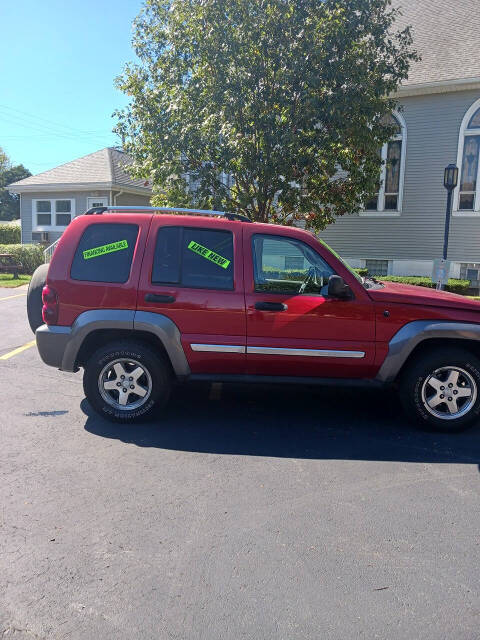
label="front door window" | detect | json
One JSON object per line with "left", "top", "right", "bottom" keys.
{"left": 252, "top": 234, "right": 334, "bottom": 296}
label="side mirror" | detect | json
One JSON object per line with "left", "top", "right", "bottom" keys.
{"left": 328, "top": 274, "right": 352, "bottom": 299}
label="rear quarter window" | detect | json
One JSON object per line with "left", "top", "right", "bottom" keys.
{"left": 70, "top": 223, "right": 139, "bottom": 283}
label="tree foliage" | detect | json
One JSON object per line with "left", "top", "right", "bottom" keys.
{"left": 115, "top": 0, "right": 417, "bottom": 228}
{"left": 0, "top": 147, "right": 31, "bottom": 221}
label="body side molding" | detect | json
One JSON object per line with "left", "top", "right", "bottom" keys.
{"left": 190, "top": 344, "right": 365, "bottom": 357}
{"left": 191, "top": 344, "right": 245, "bottom": 353}
{"left": 376, "top": 320, "right": 480, "bottom": 383}
{"left": 246, "top": 346, "right": 365, "bottom": 358}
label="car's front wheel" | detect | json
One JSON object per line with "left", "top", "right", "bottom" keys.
{"left": 399, "top": 347, "right": 480, "bottom": 432}
{"left": 83, "top": 341, "right": 171, "bottom": 422}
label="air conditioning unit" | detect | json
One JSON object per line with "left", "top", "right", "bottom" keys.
{"left": 41, "top": 232, "right": 49, "bottom": 243}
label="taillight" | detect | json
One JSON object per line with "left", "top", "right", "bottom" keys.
{"left": 41, "top": 285, "right": 58, "bottom": 325}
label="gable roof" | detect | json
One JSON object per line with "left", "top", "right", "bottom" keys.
{"left": 7, "top": 147, "right": 152, "bottom": 194}
{"left": 397, "top": 0, "right": 480, "bottom": 92}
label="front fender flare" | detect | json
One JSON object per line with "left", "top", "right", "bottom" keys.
{"left": 375, "top": 320, "right": 480, "bottom": 383}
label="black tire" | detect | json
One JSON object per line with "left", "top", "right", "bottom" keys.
{"left": 83, "top": 340, "right": 172, "bottom": 423}
{"left": 399, "top": 347, "right": 480, "bottom": 432}
{"left": 27, "top": 263, "right": 49, "bottom": 333}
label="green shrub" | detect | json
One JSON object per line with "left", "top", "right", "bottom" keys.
{"left": 379, "top": 275, "right": 470, "bottom": 295}
{"left": 0, "top": 224, "right": 21, "bottom": 244}
{"left": 354, "top": 268, "right": 368, "bottom": 277}
{"left": 262, "top": 267, "right": 305, "bottom": 279}
{"left": 0, "top": 244, "right": 44, "bottom": 275}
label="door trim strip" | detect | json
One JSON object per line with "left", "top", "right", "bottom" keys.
{"left": 190, "top": 344, "right": 246, "bottom": 353}
{"left": 190, "top": 344, "right": 365, "bottom": 358}
{"left": 246, "top": 346, "right": 365, "bottom": 358}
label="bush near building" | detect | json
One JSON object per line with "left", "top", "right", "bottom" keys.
{"left": 378, "top": 275, "right": 469, "bottom": 295}
{"left": 353, "top": 269, "right": 469, "bottom": 294}
{"left": 0, "top": 223, "right": 21, "bottom": 244}
{"left": 0, "top": 244, "right": 43, "bottom": 274}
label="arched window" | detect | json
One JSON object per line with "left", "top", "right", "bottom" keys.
{"left": 456, "top": 100, "right": 480, "bottom": 212}
{"left": 364, "top": 113, "right": 406, "bottom": 214}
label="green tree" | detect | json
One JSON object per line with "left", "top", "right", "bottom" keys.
{"left": 0, "top": 148, "right": 31, "bottom": 221}
{"left": 115, "top": 0, "right": 417, "bottom": 228}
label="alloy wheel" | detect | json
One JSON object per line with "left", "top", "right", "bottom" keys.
{"left": 98, "top": 358, "right": 152, "bottom": 411}
{"left": 421, "top": 366, "right": 477, "bottom": 420}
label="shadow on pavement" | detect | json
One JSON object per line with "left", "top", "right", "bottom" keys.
{"left": 83, "top": 383, "right": 480, "bottom": 467}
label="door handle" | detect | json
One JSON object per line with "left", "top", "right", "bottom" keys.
{"left": 255, "top": 301, "right": 288, "bottom": 311}
{"left": 145, "top": 293, "right": 176, "bottom": 303}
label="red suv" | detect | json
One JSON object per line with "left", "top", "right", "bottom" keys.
{"left": 31, "top": 206, "right": 480, "bottom": 432}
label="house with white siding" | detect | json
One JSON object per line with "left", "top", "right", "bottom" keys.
{"left": 320, "top": 0, "right": 480, "bottom": 286}
{"left": 7, "top": 147, "right": 152, "bottom": 246}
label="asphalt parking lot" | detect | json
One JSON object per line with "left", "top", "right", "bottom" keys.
{"left": 1, "top": 288, "right": 479, "bottom": 639}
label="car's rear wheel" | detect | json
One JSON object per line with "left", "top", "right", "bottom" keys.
{"left": 399, "top": 347, "right": 480, "bottom": 432}
{"left": 27, "top": 263, "right": 49, "bottom": 333}
{"left": 83, "top": 341, "right": 171, "bottom": 423}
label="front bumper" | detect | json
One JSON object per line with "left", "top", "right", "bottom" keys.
{"left": 36, "top": 324, "right": 72, "bottom": 370}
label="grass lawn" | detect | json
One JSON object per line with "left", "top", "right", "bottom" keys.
{"left": 0, "top": 273, "right": 31, "bottom": 288}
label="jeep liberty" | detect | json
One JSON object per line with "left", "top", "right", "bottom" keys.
{"left": 29, "top": 206, "right": 480, "bottom": 432}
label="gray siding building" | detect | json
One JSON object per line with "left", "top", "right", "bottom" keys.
{"left": 7, "top": 147, "right": 152, "bottom": 246}
{"left": 320, "top": 0, "right": 480, "bottom": 283}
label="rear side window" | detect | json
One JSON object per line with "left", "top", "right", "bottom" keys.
{"left": 152, "top": 226, "right": 234, "bottom": 290}
{"left": 70, "top": 223, "right": 139, "bottom": 283}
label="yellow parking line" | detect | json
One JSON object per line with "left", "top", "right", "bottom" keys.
{"left": 0, "top": 339, "right": 36, "bottom": 360}
{"left": 0, "top": 292, "right": 27, "bottom": 301}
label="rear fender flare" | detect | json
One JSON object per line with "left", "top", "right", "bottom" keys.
{"left": 61, "top": 309, "right": 190, "bottom": 378}
{"left": 133, "top": 310, "right": 190, "bottom": 378}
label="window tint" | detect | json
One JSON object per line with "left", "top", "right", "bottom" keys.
{"left": 151, "top": 226, "right": 182, "bottom": 284}
{"left": 182, "top": 228, "right": 233, "bottom": 289}
{"left": 152, "top": 226, "right": 234, "bottom": 290}
{"left": 253, "top": 234, "right": 334, "bottom": 295}
{"left": 70, "top": 223, "right": 139, "bottom": 283}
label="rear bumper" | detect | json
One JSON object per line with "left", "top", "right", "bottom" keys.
{"left": 36, "top": 324, "right": 72, "bottom": 370}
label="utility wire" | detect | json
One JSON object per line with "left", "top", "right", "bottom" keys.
{"left": 0, "top": 103, "right": 115, "bottom": 137}
{"left": 0, "top": 112, "right": 117, "bottom": 146}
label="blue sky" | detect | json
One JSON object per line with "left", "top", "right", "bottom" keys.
{"left": 0, "top": 0, "right": 143, "bottom": 174}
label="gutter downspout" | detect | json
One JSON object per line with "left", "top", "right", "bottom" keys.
{"left": 113, "top": 190, "right": 124, "bottom": 205}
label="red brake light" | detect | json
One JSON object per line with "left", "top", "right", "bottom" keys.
{"left": 41, "top": 285, "right": 58, "bottom": 325}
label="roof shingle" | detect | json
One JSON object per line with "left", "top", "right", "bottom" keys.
{"left": 8, "top": 147, "right": 152, "bottom": 192}
{"left": 397, "top": 0, "right": 480, "bottom": 86}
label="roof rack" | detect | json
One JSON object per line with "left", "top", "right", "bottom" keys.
{"left": 84, "top": 205, "right": 252, "bottom": 223}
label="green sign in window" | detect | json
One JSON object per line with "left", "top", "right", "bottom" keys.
{"left": 83, "top": 239, "right": 129, "bottom": 260}
{"left": 187, "top": 240, "right": 231, "bottom": 269}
